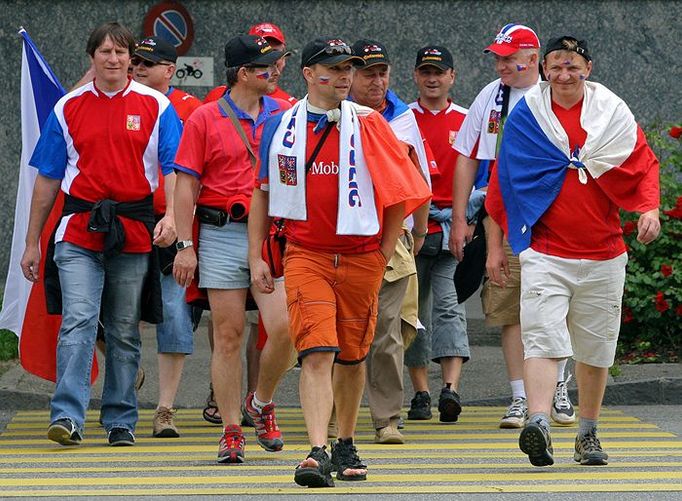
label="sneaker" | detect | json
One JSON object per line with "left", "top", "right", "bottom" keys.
{"left": 407, "top": 391, "right": 432, "bottom": 420}
{"left": 243, "top": 392, "right": 284, "bottom": 452}
{"left": 438, "top": 387, "right": 462, "bottom": 423}
{"left": 108, "top": 427, "right": 135, "bottom": 446}
{"left": 217, "top": 425, "right": 246, "bottom": 464}
{"left": 574, "top": 430, "right": 609, "bottom": 465}
{"left": 397, "top": 417, "right": 405, "bottom": 429}
{"left": 374, "top": 424, "right": 404, "bottom": 444}
{"left": 499, "top": 397, "right": 528, "bottom": 429}
{"left": 331, "top": 438, "right": 367, "bottom": 481}
{"left": 240, "top": 394, "right": 255, "bottom": 428}
{"left": 552, "top": 375, "right": 576, "bottom": 425}
{"left": 134, "top": 367, "right": 145, "bottom": 392}
{"left": 152, "top": 406, "right": 179, "bottom": 438}
{"left": 519, "top": 420, "right": 554, "bottom": 466}
{"left": 294, "top": 445, "right": 335, "bottom": 488}
{"left": 47, "top": 418, "right": 82, "bottom": 446}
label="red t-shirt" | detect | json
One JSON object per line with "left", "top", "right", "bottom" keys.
{"left": 204, "top": 85, "right": 297, "bottom": 106}
{"left": 530, "top": 99, "right": 627, "bottom": 260}
{"left": 154, "top": 87, "right": 202, "bottom": 215}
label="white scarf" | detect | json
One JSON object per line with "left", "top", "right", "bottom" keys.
{"left": 268, "top": 96, "right": 379, "bottom": 235}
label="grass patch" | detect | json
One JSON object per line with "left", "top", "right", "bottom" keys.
{"left": 0, "top": 329, "right": 18, "bottom": 361}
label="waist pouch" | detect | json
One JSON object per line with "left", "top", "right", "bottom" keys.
{"left": 196, "top": 195, "right": 250, "bottom": 227}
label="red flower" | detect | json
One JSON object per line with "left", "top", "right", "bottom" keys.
{"left": 661, "top": 264, "right": 673, "bottom": 277}
{"left": 677, "top": 305, "right": 682, "bottom": 316}
{"left": 670, "top": 126, "right": 682, "bottom": 139}
{"left": 622, "top": 220, "right": 636, "bottom": 235}
{"left": 664, "top": 196, "right": 682, "bottom": 220}
{"left": 655, "top": 291, "right": 670, "bottom": 313}
{"left": 622, "top": 307, "right": 634, "bottom": 324}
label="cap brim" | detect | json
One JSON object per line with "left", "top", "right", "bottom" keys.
{"left": 251, "top": 49, "right": 285, "bottom": 66}
{"left": 314, "top": 54, "right": 365, "bottom": 67}
{"left": 416, "top": 61, "right": 451, "bottom": 70}
{"left": 361, "top": 59, "right": 390, "bottom": 68}
{"left": 134, "top": 51, "right": 165, "bottom": 63}
{"left": 483, "top": 44, "right": 519, "bottom": 56}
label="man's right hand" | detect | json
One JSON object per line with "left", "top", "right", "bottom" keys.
{"left": 450, "top": 217, "right": 470, "bottom": 261}
{"left": 20, "top": 244, "right": 41, "bottom": 283}
{"left": 173, "top": 247, "right": 197, "bottom": 288}
{"left": 486, "top": 243, "right": 510, "bottom": 288}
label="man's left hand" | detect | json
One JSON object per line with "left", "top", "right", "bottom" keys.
{"left": 153, "top": 214, "right": 176, "bottom": 248}
{"left": 636, "top": 208, "right": 660, "bottom": 245}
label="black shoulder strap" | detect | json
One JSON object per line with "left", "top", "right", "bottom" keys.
{"left": 305, "top": 123, "right": 334, "bottom": 173}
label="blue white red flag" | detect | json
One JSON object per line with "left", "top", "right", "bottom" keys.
{"left": 486, "top": 81, "right": 659, "bottom": 254}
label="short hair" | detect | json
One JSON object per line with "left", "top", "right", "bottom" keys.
{"left": 86, "top": 22, "right": 136, "bottom": 57}
{"left": 225, "top": 66, "right": 241, "bottom": 87}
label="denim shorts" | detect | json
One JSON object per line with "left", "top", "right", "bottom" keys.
{"left": 156, "top": 272, "right": 193, "bottom": 354}
{"left": 198, "top": 221, "right": 250, "bottom": 290}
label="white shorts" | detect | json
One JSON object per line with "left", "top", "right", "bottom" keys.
{"left": 519, "top": 248, "right": 627, "bottom": 368}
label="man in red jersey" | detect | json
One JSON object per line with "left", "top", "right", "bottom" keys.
{"left": 131, "top": 36, "right": 202, "bottom": 439}
{"left": 249, "top": 37, "right": 430, "bottom": 487}
{"left": 204, "top": 22, "right": 296, "bottom": 105}
{"left": 173, "top": 34, "right": 293, "bottom": 464}
{"left": 486, "top": 36, "right": 660, "bottom": 467}
{"left": 21, "top": 22, "right": 182, "bottom": 447}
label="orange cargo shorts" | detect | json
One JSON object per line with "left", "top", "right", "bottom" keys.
{"left": 283, "top": 242, "right": 387, "bottom": 364}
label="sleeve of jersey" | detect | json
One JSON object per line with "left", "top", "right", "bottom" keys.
{"left": 158, "top": 104, "right": 182, "bottom": 176}
{"left": 453, "top": 91, "right": 485, "bottom": 157}
{"left": 29, "top": 110, "right": 68, "bottom": 179}
{"left": 360, "top": 112, "right": 431, "bottom": 217}
{"left": 173, "top": 112, "right": 206, "bottom": 179}
{"left": 255, "top": 113, "right": 285, "bottom": 191}
{"left": 595, "top": 125, "right": 660, "bottom": 213}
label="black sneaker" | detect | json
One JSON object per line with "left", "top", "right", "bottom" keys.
{"left": 438, "top": 387, "right": 462, "bottom": 423}
{"left": 47, "top": 418, "right": 82, "bottom": 446}
{"left": 331, "top": 438, "right": 367, "bottom": 481}
{"left": 519, "top": 420, "right": 554, "bottom": 466}
{"left": 407, "top": 391, "right": 432, "bottom": 420}
{"left": 108, "top": 427, "right": 135, "bottom": 446}
{"left": 574, "top": 430, "right": 609, "bottom": 465}
{"left": 294, "top": 445, "right": 334, "bottom": 488}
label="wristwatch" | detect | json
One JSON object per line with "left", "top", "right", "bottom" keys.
{"left": 411, "top": 227, "right": 428, "bottom": 238}
{"left": 175, "top": 239, "right": 193, "bottom": 251}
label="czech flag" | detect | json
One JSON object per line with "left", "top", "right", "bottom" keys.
{"left": 0, "top": 29, "right": 98, "bottom": 383}
{"left": 486, "top": 81, "right": 659, "bottom": 255}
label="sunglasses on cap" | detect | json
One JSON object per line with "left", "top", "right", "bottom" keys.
{"left": 304, "top": 44, "right": 353, "bottom": 66}
{"left": 131, "top": 57, "right": 172, "bottom": 68}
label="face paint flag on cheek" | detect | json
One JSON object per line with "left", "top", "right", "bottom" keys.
{"left": 516, "top": 64, "right": 528, "bottom": 72}
{"left": 319, "top": 75, "right": 331, "bottom": 85}
{"left": 256, "top": 71, "right": 271, "bottom": 80}
{"left": 579, "top": 74, "right": 586, "bottom": 80}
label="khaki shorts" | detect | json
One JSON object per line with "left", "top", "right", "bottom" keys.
{"left": 519, "top": 248, "right": 627, "bottom": 368}
{"left": 482, "top": 239, "right": 520, "bottom": 327}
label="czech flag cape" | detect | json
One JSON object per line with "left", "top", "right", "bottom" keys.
{"left": 486, "top": 81, "right": 659, "bottom": 254}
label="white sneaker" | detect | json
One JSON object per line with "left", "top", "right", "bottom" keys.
{"left": 499, "top": 397, "right": 527, "bottom": 429}
{"left": 551, "top": 374, "right": 576, "bottom": 425}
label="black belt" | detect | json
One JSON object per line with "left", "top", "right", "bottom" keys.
{"left": 196, "top": 205, "right": 248, "bottom": 227}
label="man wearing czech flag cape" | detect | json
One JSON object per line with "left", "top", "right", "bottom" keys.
{"left": 486, "top": 36, "right": 660, "bottom": 467}
{"left": 249, "top": 37, "right": 431, "bottom": 487}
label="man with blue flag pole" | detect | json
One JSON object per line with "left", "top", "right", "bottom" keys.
{"left": 486, "top": 35, "right": 660, "bottom": 467}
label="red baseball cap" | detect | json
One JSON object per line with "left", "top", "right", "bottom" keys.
{"left": 248, "top": 22, "right": 286, "bottom": 45}
{"left": 484, "top": 24, "right": 540, "bottom": 56}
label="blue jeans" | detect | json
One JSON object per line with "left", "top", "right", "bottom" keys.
{"left": 51, "top": 242, "right": 148, "bottom": 435}
{"left": 156, "top": 273, "right": 193, "bottom": 354}
{"left": 405, "top": 249, "right": 470, "bottom": 367}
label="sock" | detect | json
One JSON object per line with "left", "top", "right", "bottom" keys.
{"left": 252, "top": 393, "right": 271, "bottom": 413}
{"left": 579, "top": 417, "right": 598, "bottom": 436}
{"left": 444, "top": 382, "right": 452, "bottom": 390}
{"left": 528, "top": 412, "right": 550, "bottom": 429}
{"left": 510, "top": 379, "right": 526, "bottom": 399}
{"left": 557, "top": 359, "right": 568, "bottom": 383}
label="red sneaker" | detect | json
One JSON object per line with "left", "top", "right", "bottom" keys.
{"left": 244, "top": 392, "right": 284, "bottom": 452}
{"left": 217, "top": 425, "right": 245, "bottom": 464}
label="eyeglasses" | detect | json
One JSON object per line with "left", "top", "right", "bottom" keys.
{"left": 131, "top": 58, "right": 172, "bottom": 68}
{"left": 304, "top": 44, "right": 352, "bottom": 66}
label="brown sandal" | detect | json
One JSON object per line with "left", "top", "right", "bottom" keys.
{"left": 202, "top": 383, "right": 222, "bottom": 425}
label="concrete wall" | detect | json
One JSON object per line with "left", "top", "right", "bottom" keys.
{"left": 0, "top": 0, "right": 680, "bottom": 277}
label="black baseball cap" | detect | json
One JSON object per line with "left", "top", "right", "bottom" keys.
{"left": 134, "top": 36, "right": 177, "bottom": 63}
{"left": 301, "top": 37, "right": 364, "bottom": 68}
{"left": 224, "top": 34, "right": 283, "bottom": 68}
{"left": 414, "top": 45, "right": 454, "bottom": 70}
{"left": 544, "top": 36, "right": 591, "bottom": 62}
{"left": 351, "top": 39, "right": 391, "bottom": 67}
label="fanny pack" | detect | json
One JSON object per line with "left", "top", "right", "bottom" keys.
{"left": 196, "top": 194, "right": 250, "bottom": 227}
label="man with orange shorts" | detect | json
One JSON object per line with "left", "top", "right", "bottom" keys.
{"left": 249, "top": 37, "right": 430, "bottom": 487}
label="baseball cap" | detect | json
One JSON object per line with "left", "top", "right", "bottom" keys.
{"left": 134, "top": 36, "right": 177, "bottom": 63}
{"left": 415, "top": 45, "right": 454, "bottom": 70}
{"left": 544, "top": 36, "right": 592, "bottom": 62}
{"left": 224, "top": 34, "right": 283, "bottom": 67}
{"left": 484, "top": 24, "right": 540, "bottom": 56}
{"left": 301, "top": 37, "right": 364, "bottom": 68}
{"left": 248, "top": 22, "right": 286, "bottom": 45}
{"left": 351, "top": 39, "right": 391, "bottom": 67}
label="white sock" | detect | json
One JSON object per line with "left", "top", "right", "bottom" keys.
{"left": 252, "top": 393, "right": 271, "bottom": 413}
{"left": 557, "top": 359, "right": 567, "bottom": 383}
{"left": 510, "top": 379, "right": 526, "bottom": 399}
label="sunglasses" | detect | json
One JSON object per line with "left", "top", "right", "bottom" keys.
{"left": 305, "top": 44, "right": 352, "bottom": 66}
{"left": 131, "top": 58, "right": 172, "bottom": 68}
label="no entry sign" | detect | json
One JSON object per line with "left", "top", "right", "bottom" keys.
{"left": 143, "top": 1, "right": 194, "bottom": 56}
